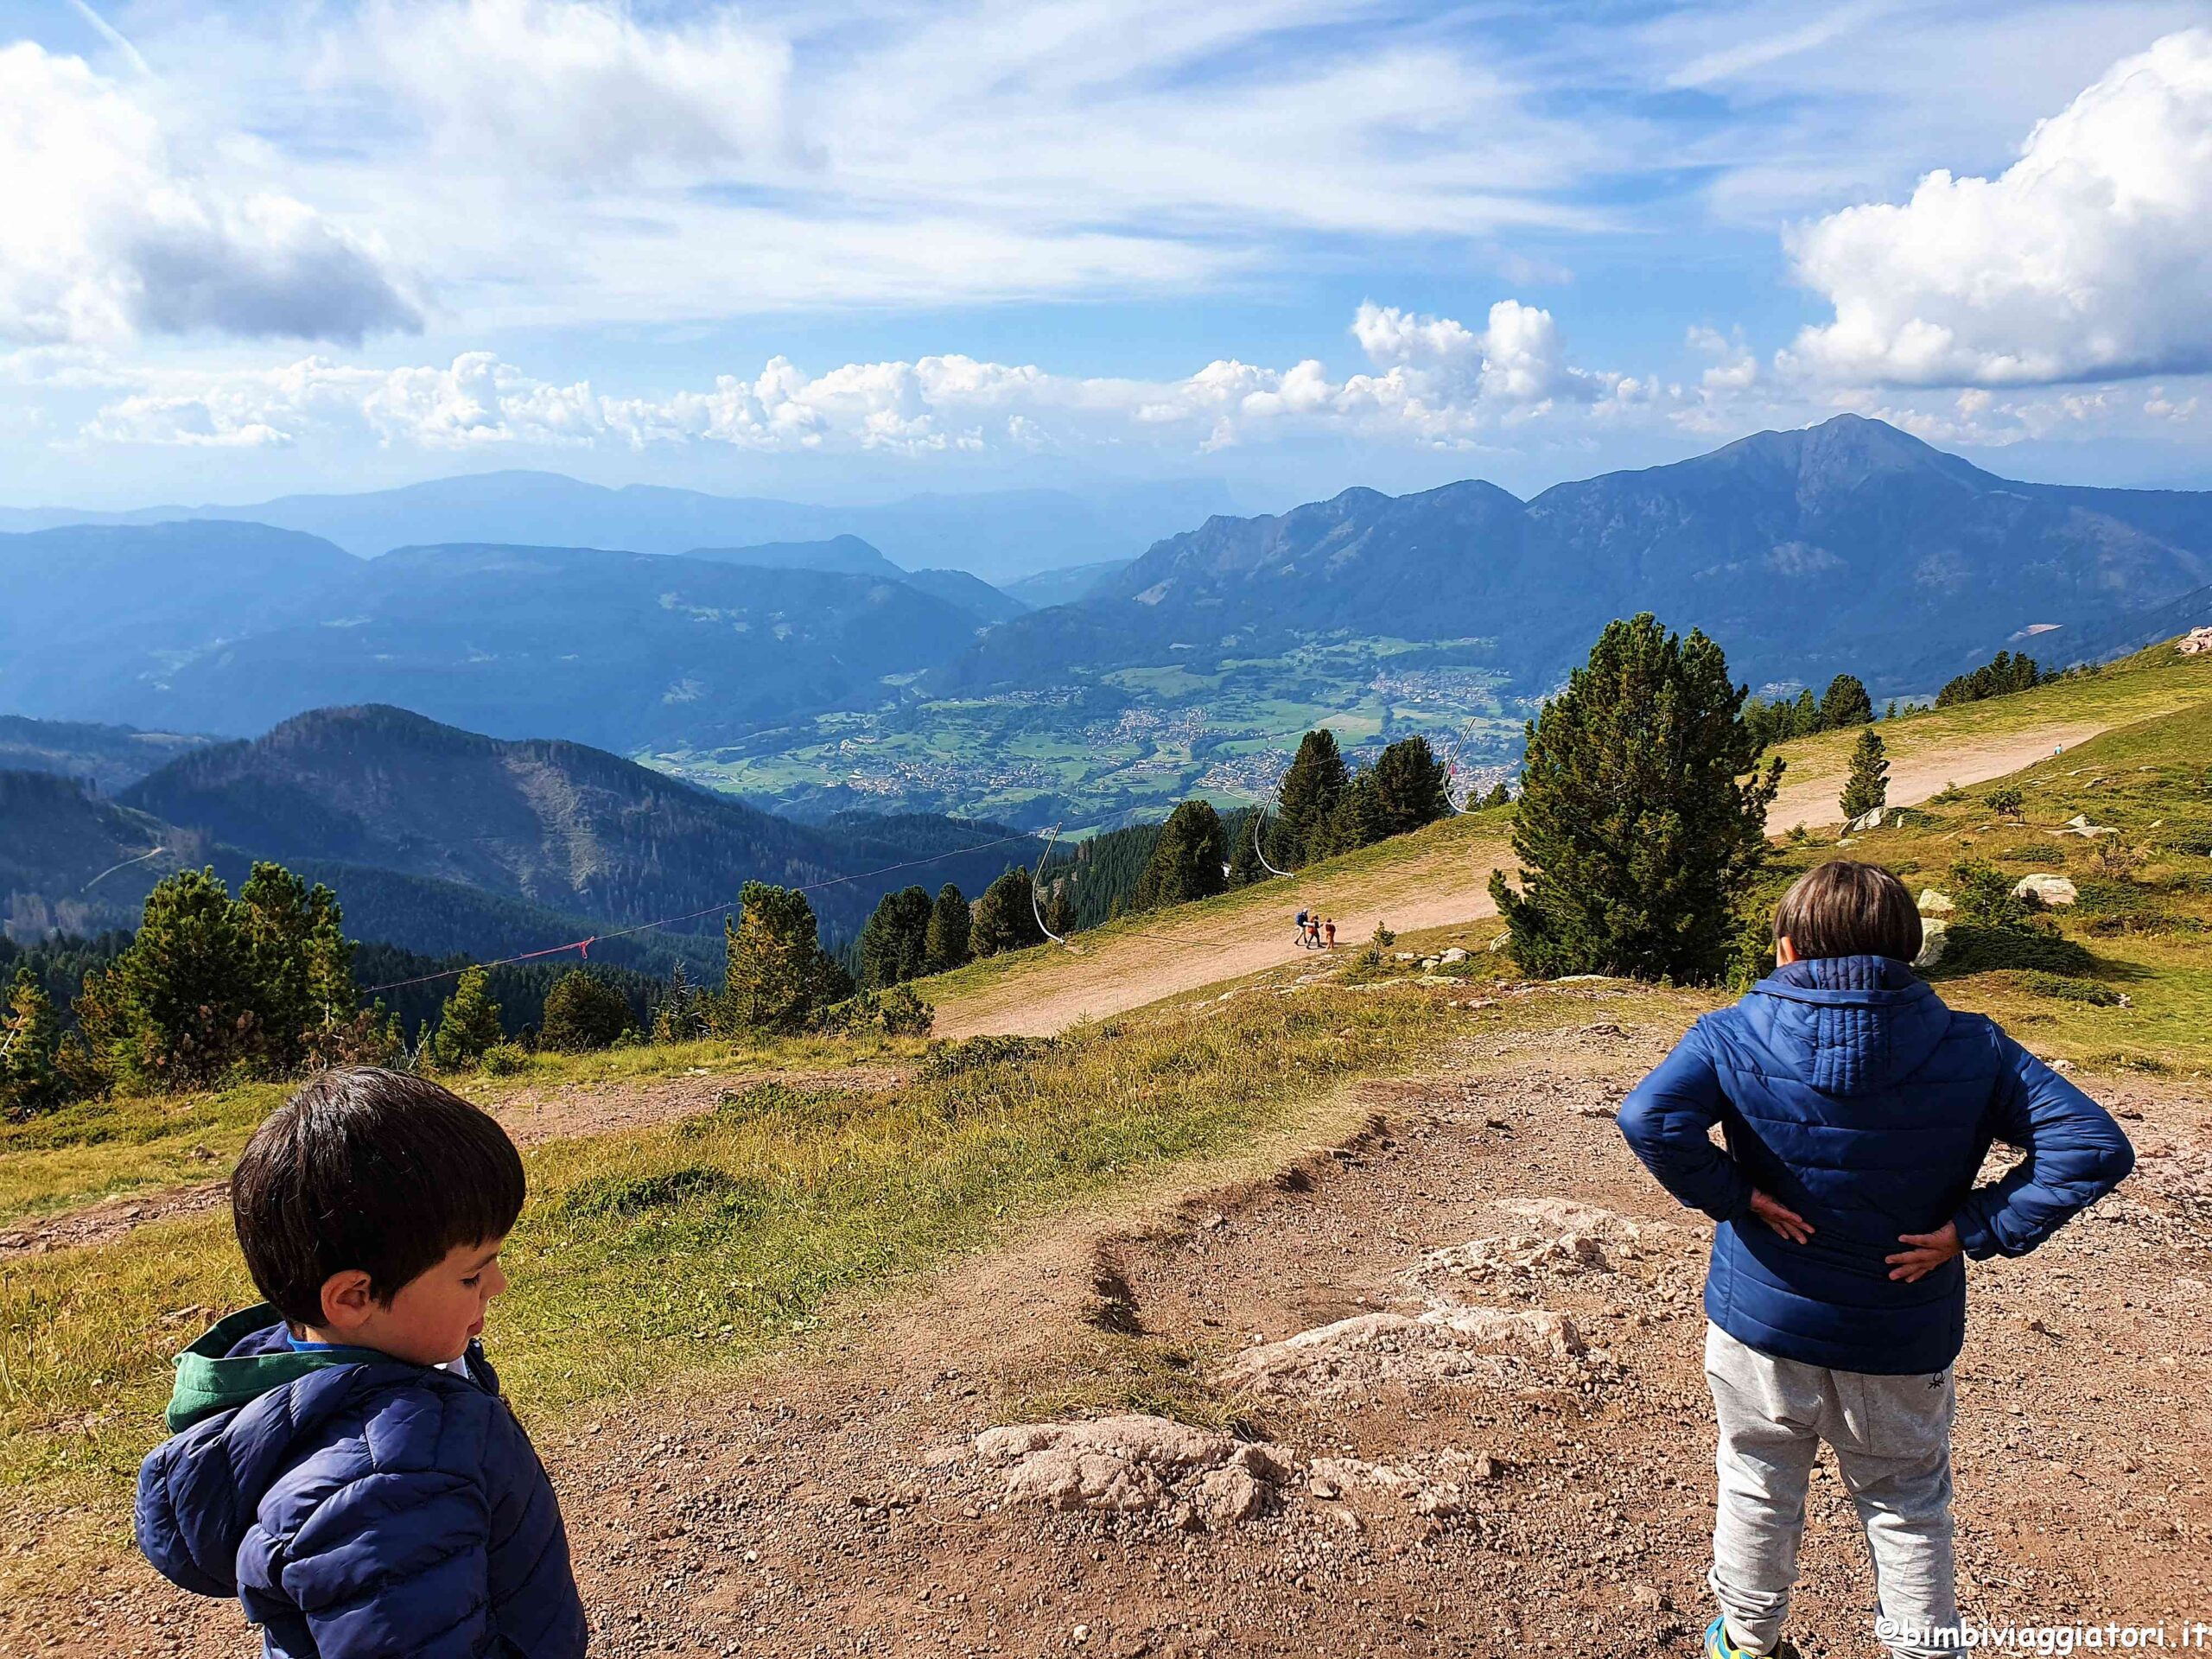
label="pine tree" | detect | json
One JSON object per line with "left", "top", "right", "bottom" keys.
{"left": 970, "top": 868, "right": 1046, "bottom": 957}
{"left": 540, "top": 969, "right": 635, "bottom": 1052}
{"left": 1818, "top": 674, "right": 1875, "bottom": 730}
{"left": 92, "top": 867, "right": 263, "bottom": 1090}
{"left": 652, "top": 960, "right": 697, "bottom": 1043}
{"left": 0, "top": 965, "right": 67, "bottom": 1118}
{"left": 923, "top": 883, "right": 971, "bottom": 972}
{"left": 429, "top": 965, "right": 505, "bottom": 1069}
{"left": 237, "top": 861, "right": 355, "bottom": 1074}
{"left": 1370, "top": 736, "right": 1451, "bottom": 837}
{"left": 1134, "top": 800, "right": 1229, "bottom": 910}
{"left": 857, "top": 886, "right": 934, "bottom": 988}
{"left": 1840, "top": 727, "right": 1889, "bottom": 821}
{"left": 1789, "top": 688, "right": 1820, "bottom": 738}
{"left": 719, "top": 882, "right": 845, "bottom": 1033}
{"left": 1042, "top": 881, "right": 1077, "bottom": 938}
{"left": 1226, "top": 810, "right": 1267, "bottom": 887}
{"left": 1312, "top": 773, "right": 1384, "bottom": 859}
{"left": 1488, "top": 613, "right": 1781, "bottom": 982}
{"left": 1480, "top": 780, "right": 1514, "bottom": 810}
{"left": 1273, "top": 729, "right": 1348, "bottom": 868}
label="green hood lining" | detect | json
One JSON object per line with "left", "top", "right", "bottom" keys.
{"left": 164, "top": 1304, "right": 391, "bottom": 1433}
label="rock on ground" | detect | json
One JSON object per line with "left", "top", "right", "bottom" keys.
{"left": 1222, "top": 1306, "right": 1586, "bottom": 1398}
{"left": 974, "top": 1414, "right": 1294, "bottom": 1528}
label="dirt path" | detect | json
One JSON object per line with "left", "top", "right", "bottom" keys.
{"left": 937, "top": 720, "right": 2112, "bottom": 1042}
{"left": 34, "top": 1000, "right": 2208, "bottom": 1658}
{"left": 0, "top": 1065, "right": 899, "bottom": 1262}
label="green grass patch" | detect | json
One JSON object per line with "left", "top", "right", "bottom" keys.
{"left": 0, "top": 980, "right": 1478, "bottom": 1522}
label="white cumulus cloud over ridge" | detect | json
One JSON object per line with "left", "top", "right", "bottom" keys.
{"left": 0, "top": 43, "right": 419, "bottom": 346}
{"left": 1787, "top": 28, "right": 2212, "bottom": 386}
{"left": 79, "top": 302, "right": 1645, "bottom": 454}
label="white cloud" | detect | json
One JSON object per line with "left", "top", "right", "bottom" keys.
{"left": 343, "top": 0, "right": 795, "bottom": 185}
{"left": 0, "top": 43, "right": 420, "bottom": 346}
{"left": 79, "top": 299, "right": 1638, "bottom": 454}
{"left": 1784, "top": 28, "right": 2212, "bottom": 386}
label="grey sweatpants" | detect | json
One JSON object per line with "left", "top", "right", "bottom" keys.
{"left": 1705, "top": 1323, "right": 1959, "bottom": 1657}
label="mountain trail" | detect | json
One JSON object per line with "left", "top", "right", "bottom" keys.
{"left": 32, "top": 1014, "right": 2207, "bottom": 1657}
{"left": 937, "top": 718, "right": 2112, "bottom": 1040}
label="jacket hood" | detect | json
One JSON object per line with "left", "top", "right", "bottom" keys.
{"left": 165, "top": 1304, "right": 384, "bottom": 1433}
{"left": 1746, "top": 955, "right": 1951, "bottom": 1096}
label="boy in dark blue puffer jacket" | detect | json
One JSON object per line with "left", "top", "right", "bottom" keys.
{"left": 136, "top": 1068, "right": 588, "bottom": 1657}
{"left": 1618, "top": 861, "right": 2132, "bottom": 1659}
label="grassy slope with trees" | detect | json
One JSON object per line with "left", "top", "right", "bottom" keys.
{"left": 5, "top": 630, "right": 2211, "bottom": 1579}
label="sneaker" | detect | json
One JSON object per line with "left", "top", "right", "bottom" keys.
{"left": 1705, "top": 1616, "right": 1795, "bottom": 1659}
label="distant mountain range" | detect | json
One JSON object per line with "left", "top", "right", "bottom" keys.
{"left": 0, "top": 472, "right": 1233, "bottom": 585}
{"left": 2, "top": 705, "right": 1047, "bottom": 957}
{"left": 0, "top": 528, "right": 1019, "bottom": 745}
{"left": 945, "top": 416, "right": 2212, "bottom": 698}
{"left": 7, "top": 416, "right": 2212, "bottom": 827}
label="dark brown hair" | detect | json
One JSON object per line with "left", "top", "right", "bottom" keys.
{"left": 232, "top": 1068, "right": 525, "bottom": 1328}
{"left": 1773, "top": 860, "right": 1923, "bottom": 963}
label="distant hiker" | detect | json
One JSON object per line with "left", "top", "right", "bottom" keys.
{"left": 1323, "top": 918, "right": 1336, "bottom": 949}
{"left": 1617, "top": 861, "right": 2133, "bottom": 1659}
{"left": 137, "top": 1069, "right": 587, "bottom": 1659}
{"left": 1294, "top": 906, "right": 1310, "bottom": 946}
{"left": 1306, "top": 915, "right": 1322, "bottom": 949}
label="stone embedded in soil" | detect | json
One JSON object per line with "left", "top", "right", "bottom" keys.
{"left": 1308, "top": 1451, "right": 1503, "bottom": 1517}
{"left": 973, "top": 1414, "right": 1294, "bottom": 1527}
{"left": 1223, "top": 1306, "right": 1586, "bottom": 1398}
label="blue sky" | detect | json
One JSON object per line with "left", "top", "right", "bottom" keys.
{"left": 5, "top": 0, "right": 2212, "bottom": 511}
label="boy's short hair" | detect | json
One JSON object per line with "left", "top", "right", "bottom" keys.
{"left": 1773, "top": 860, "right": 1923, "bottom": 963}
{"left": 232, "top": 1068, "right": 525, "bottom": 1328}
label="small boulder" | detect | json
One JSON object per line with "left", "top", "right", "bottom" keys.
{"left": 1439, "top": 947, "right": 1470, "bottom": 964}
{"left": 1913, "top": 918, "right": 1948, "bottom": 970}
{"left": 974, "top": 1414, "right": 1294, "bottom": 1525}
{"left": 1918, "top": 889, "right": 1955, "bottom": 915}
{"left": 2013, "top": 874, "right": 2078, "bottom": 908}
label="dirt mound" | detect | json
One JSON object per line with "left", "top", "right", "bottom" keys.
{"left": 1222, "top": 1305, "right": 1587, "bottom": 1398}
{"left": 974, "top": 1414, "right": 1294, "bottom": 1529}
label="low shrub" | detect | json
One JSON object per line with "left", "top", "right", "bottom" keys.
{"left": 556, "top": 1164, "right": 755, "bottom": 1219}
{"left": 478, "top": 1041, "right": 529, "bottom": 1077}
{"left": 2008, "top": 971, "right": 2126, "bottom": 1007}
{"left": 1925, "top": 925, "right": 2097, "bottom": 978}
{"left": 817, "top": 983, "right": 934, "bottom": 1037}
{"left": 916, "top": 1033, "right": 1058, "bottom": 1082}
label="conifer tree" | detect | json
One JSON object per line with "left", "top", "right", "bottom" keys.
{"left": 1480, "top": 780, "right": 1514, "bottom": 810}
{"left": 1790, "top": 688, "right": 1820, "bottom": 737}
{"left": 1369, "top": 736, "right": 1452, "bottom": 837}
{"left": 237, "top": 862, "right": 354, "bottom": 1074}
{"left": 1819, "top": 674, "right": 1875, "bottom": 730}
{"left": 0, "top": 966, "right": 67, "bottom": 1118}
{"left": 969, "top": 868, "right": 1046, "bottom": 957}
{"left": 857, "top": 886, "right": 934, "bottom": 988}
{"left": 1840, "top": 727, "right": 1889, "bottom": 821}
{"left": 1134, "top": 800, "right": 1229, "bottom": 911}
{"left": 652, "top": 960, "right": 697, "bottom": 1043}
{"left": 540, "top": 969, "right": 635, "bottom": 1051}
{"left": 1042, "top": 881, "right": 1077, "bottom": 938}
{"left": 91, "top": 867, "right": 263, "bottom": 1090}
{"left": 1226, "top": 810, "right": 1267, "bottom": 887}
{"left": 1273, "top": 729, "right": 1348, "bottom": 867}
{"left": 430, "top": 965, "right": 505, "bottom": 1069}
{"left": 924, "top": 883, "right": 971, "bottom": 972}
{"left": 720, "top": 882, "right": 845, "bottom": 1033}
{"left": 1312, "top": 772, "right": 1385, "bottom": 859}
{"left": 1489, "top": 613, "right": 1781, "bottom": 982}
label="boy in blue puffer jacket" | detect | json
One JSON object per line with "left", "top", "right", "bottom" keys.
{"left": 136, "top": 1068, "right": 588, "bottom": 1657}
{"left": 1618, "top": 861, "right": 2132, "bottom": 1659}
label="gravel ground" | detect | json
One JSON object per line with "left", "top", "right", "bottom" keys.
{"left": 12, "top": 1007, "right": 2207, "bottom": 1658}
